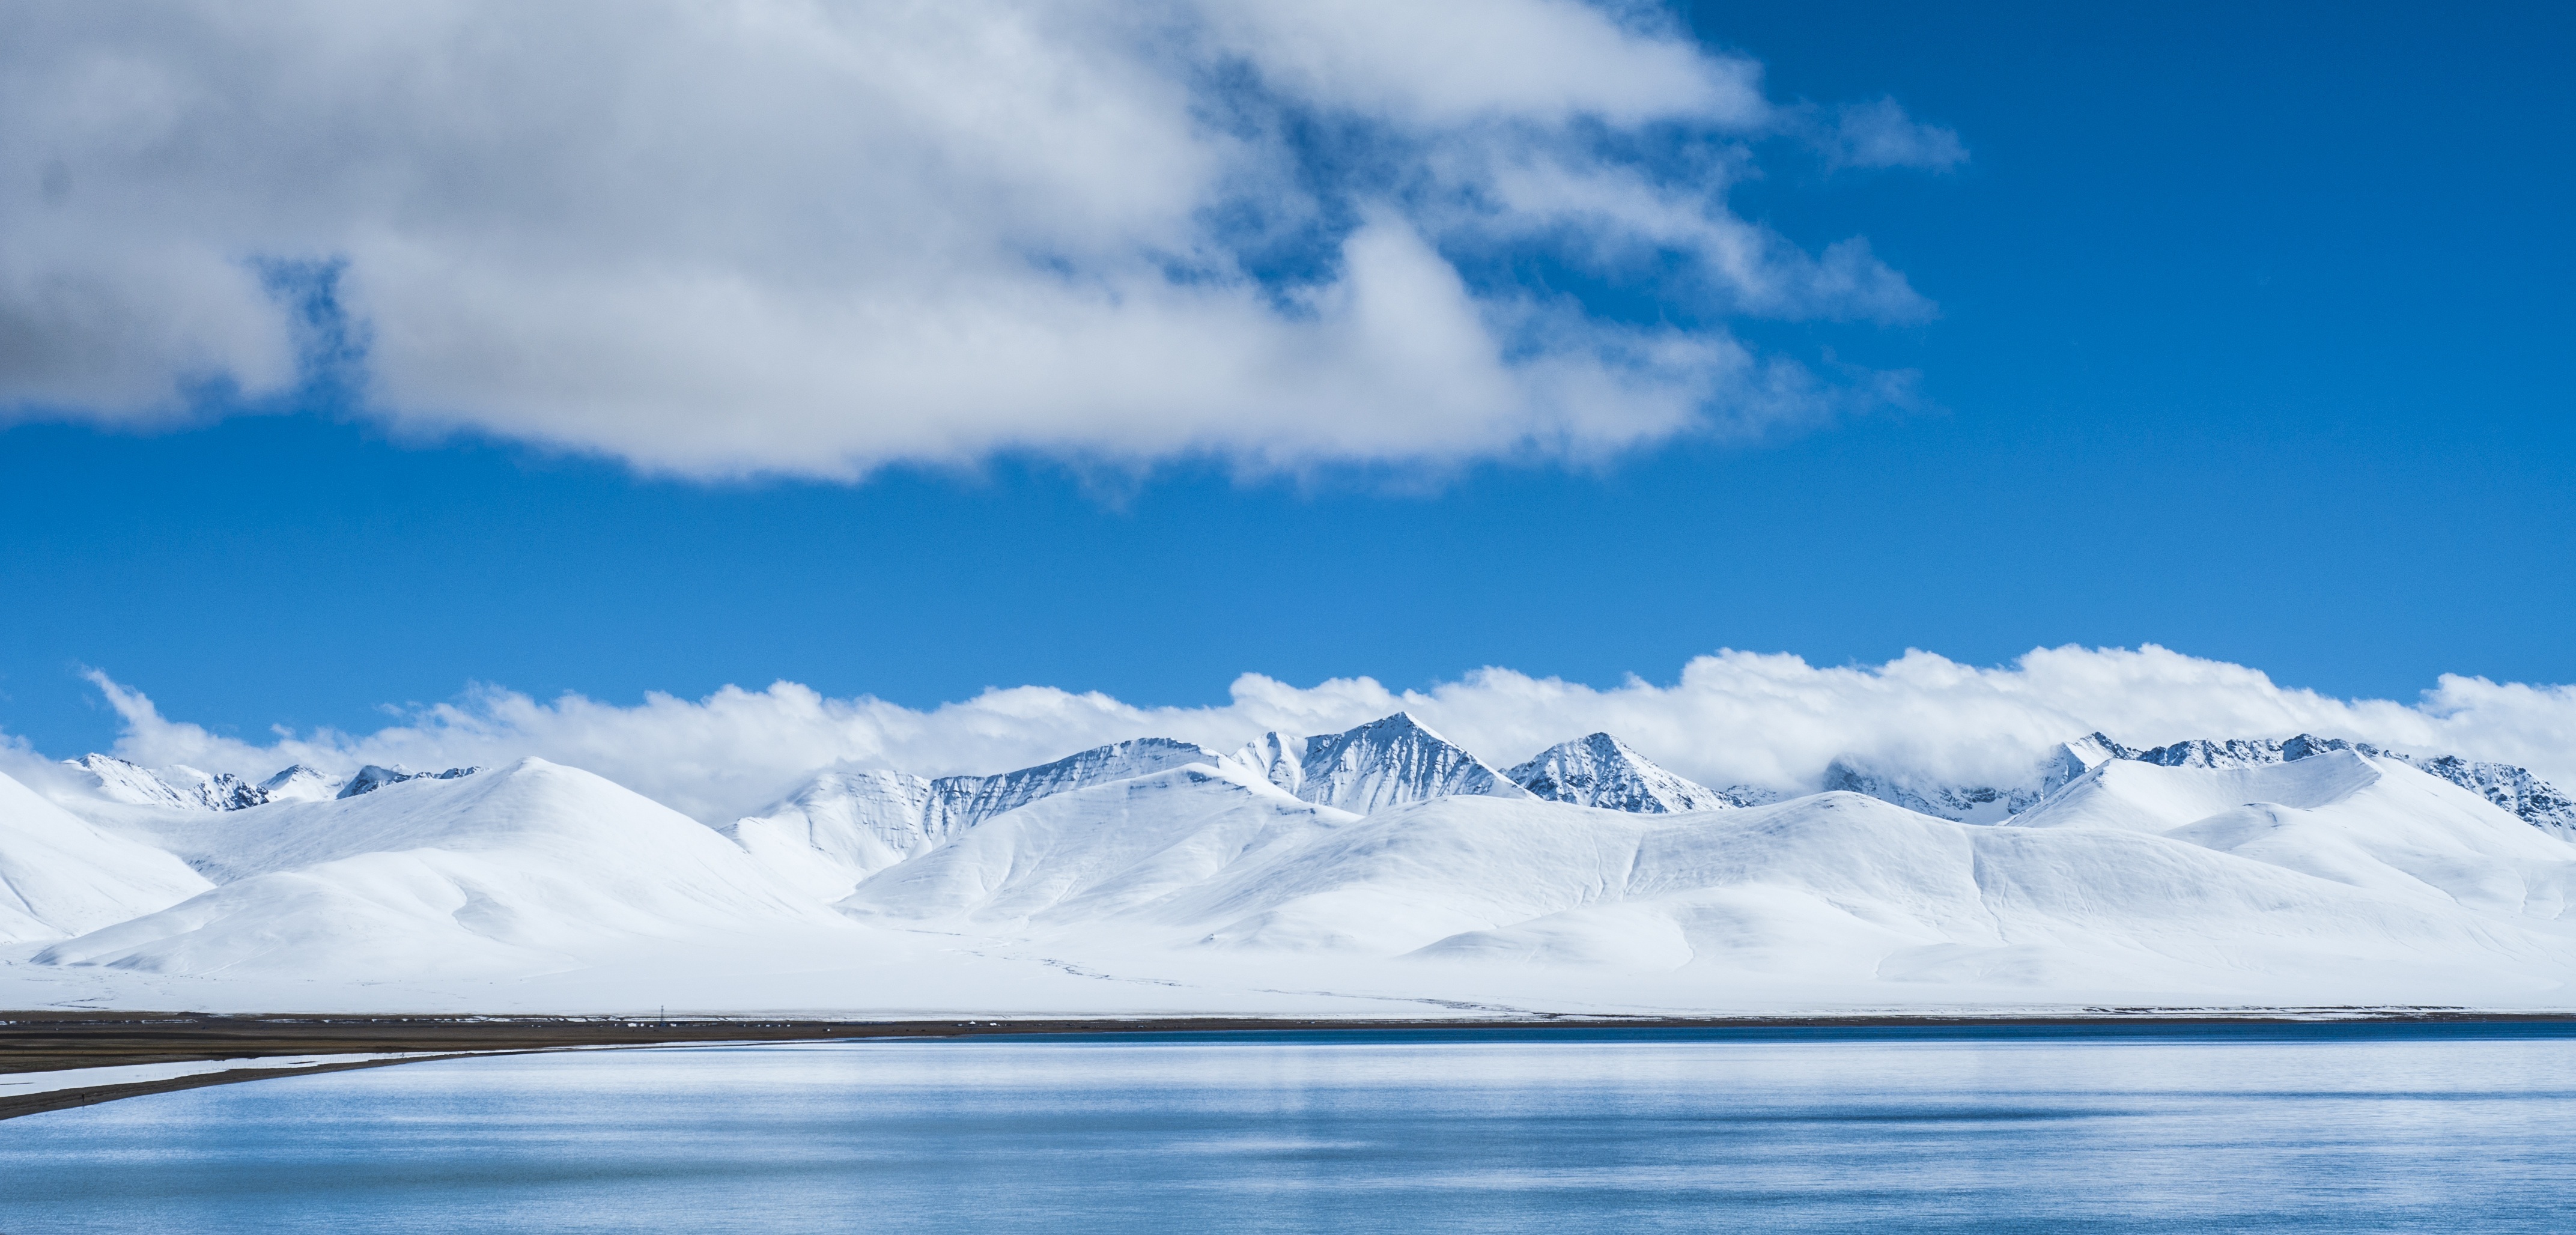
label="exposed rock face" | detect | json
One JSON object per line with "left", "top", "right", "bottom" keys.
{"left": 1505, "top": 733, "right": 1737, "bottom": 813}
{"left": 1256, "top": 712, "right": 1527, "bottom": 814}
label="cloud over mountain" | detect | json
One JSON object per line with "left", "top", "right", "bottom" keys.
{"left": 0, "top": 1, "right": 1956, "bottom": 478}
{"left": 58, "top": 646, "right": 2576, "bottom": 824}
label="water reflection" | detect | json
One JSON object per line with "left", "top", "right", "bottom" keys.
{"left": 5, "top": 1025, "right": 2574, "bottom": 1232}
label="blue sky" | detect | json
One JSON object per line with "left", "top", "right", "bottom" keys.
{"left": 2, "top": 0, "right": 2570, "bottom": 761}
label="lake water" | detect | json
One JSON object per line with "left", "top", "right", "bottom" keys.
{"left": 5, "top": 1024, "right": 2575, "bottom": 1232}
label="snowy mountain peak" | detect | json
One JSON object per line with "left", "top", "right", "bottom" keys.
{"left": 1291, "top": 712, "right": 1527, "bottom": 813}
{"left": 1504, "top": 733, "right": 1734, "bottom": 813}
{"left": 2057, "top": 732, "right": 2131, "bottom": 773}
{"left": 257, "top": 764, "right": 344, "bottom": 804}
{"left": 62, "top": 754, "right": 196, "bottom": 809}
{"left": 61, "top": 754, "right": 267, "bottom": 812}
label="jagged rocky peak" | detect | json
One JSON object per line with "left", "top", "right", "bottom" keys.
{"left": 2132, "top": 735, "right": 2321, "bottom": 768}
{"left": 1505, "top": 733, "right": 1738, "bottom": 813}
{"left": 2402, "top": 756, "right": 2575, "bottom": 833}
{"left": 337, "top": 764, "right": 481, "bottom": 799}
{"left": 1289, "top": 712, "right": 1528, "bottom": 813}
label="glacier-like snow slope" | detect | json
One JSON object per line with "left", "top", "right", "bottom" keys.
{"left": 1256, "top": 712, "right": 1526, "bottom": 813}
{"left": 1505, "top": 733, "right": 1736, "bottom": 813}
{"left": 828, "top": 751, "right": 2576, "bottom": 1001}
{"left": 1820, "top": 730, "right": 2576, "bottom": 833}
{"left": 839, "top": 760, "right": 1361, "bottom": 929}
{"left": 57, "top": 754, "right": 484, "bottom": 814}
{"left": 258, "top": 765, "right": 342, "bottom": 804}
{"left": 37, "top": 759, "right": 853, "bottom": 977}
{"left": 67, "top": 753, "right": 271, "bottom": 812}
{"left": 732, "top": 715, "right": 1523, "bottom": 902}
{"left": 0, "top": 771, "right": 213, "bottom": 942}
{"left": 64, "top": 754, "right": 202, "bottom": 810}
{"left": 726, "top": 738, "right": 1232, "bottom": 897}
{"left": 16, "top": 722, "right": 2576, "bottom": 1012}
{"left": 2004, "top": 751, "right": 2576, "bottom": 917}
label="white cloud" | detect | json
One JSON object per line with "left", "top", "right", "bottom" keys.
{"left": 1820, "top": 97, "right": 1970, "bottom": 171}
{"left": 0, "top": 0, "right": 1953, "bottom": 478}
{"left": 62, "top": 648, "right": 2576, "bottom": 824}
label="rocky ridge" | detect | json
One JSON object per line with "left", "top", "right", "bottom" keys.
{"left": 1824, "top": 731, "right": 2575, "bottom": 832}
{"left": 61, "top": 756, "right": 479, "bottom": 812}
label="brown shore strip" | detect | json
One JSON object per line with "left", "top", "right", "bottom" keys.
{"left": 7, "top": 1008, "right": 2573, "bottom": 1123}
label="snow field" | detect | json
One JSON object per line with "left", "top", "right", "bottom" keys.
{"left": 4, "top": 718, "right": 2575, "bottom": 1012}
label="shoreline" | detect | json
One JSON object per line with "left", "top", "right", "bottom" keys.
{"left": 8, "top": 1008, "right": 2575, "bottom": 1123}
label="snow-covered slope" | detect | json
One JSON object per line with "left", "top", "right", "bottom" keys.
{"left": 838, "top": 777, "right": 2576, "bottom": 1003}
{"left": 66, "top": 753, "right": 267, "bottom": 812}
{"left": 1193, "top": 792, "right": 2564, "bottom": 982}
{"left": 2113, "top": 733, "right": 2576, "bottom": 833}
{"left": 258, "top": 765, "right": 343, "bottom": 803}
{"left": 338, "top": 764, "right": 480, "bottom": 798}
{"left": 726, "top": 738, "right": 1232, "bottom": 897}
{"left": 62, "top": 754, "right": 200, "bottom": 810}
{"left": 1505, "top": 733, "right": 1736, "bottom": 812}
{"left": 37, "top": 758, "right": 849, "bottom": 976}
{"left": 16, "top": 720, "right": 2576, "bottom": 1012}
{"left": 2405, "top": 755, "right": 2576, "bottom": 833}
{"left": 840, "top": 760, "right": 1360, "bottom": 927}
{"left": 1253, "top": 712, "right": 1527, "bottom": 813}
{"left": 0, "top": 771, "right": 211, "bottom": 942}
{"left": 2004, "top": 750, "right": 2576, "bottom": 916}
{"left": 1820, "top": 730, "right": 2576, "bottom": 834}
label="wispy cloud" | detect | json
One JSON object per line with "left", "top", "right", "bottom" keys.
{"left": 1, "top": 1, "right": 1958, "bottom": 479}
{"left": 1817, "top": 97, "right": 1970, "bottom": 171}
{"left": 61, "top": 648, "right": 2576, "bottom": 823}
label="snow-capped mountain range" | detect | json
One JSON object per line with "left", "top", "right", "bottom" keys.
{"left": 1827, "top": 732, "right": 2576, "bottom": 832}
{"left": 8, "top": 712, "right": 2575, "bottom": 1014}
{"left": 64, "top": 756, "right": 481, "bottom": 812}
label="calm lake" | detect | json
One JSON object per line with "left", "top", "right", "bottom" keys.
{"left": 5, "top": 1024, "right": 2575, "bottom": 1232}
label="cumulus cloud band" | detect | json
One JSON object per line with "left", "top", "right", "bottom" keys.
{"left": 1, "top": 0, "right": 1962, "bottom": 477}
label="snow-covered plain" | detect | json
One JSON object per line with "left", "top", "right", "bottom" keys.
{"left": 6, "top": 713, "right": 2575, "bottom": 1016}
